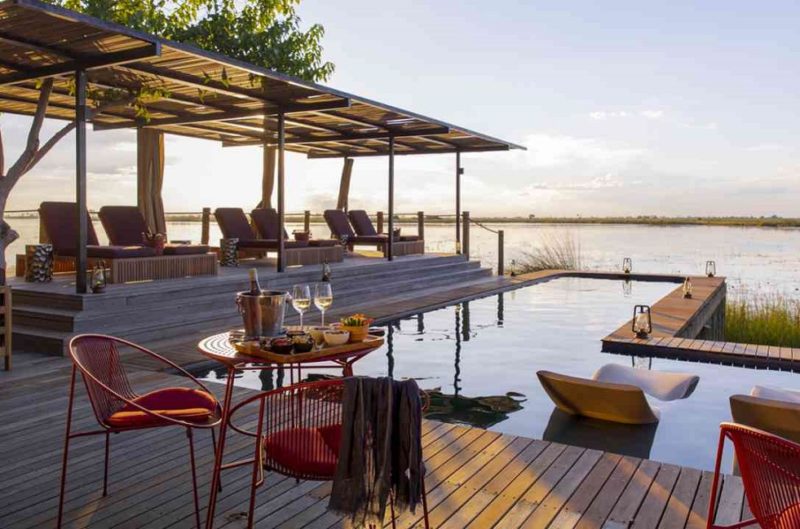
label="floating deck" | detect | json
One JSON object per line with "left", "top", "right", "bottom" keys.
{"left": 0, "top": 353, "right": 751, "bottom": 529}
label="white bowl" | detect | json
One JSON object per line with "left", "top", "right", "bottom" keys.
{"left": 323, "top": 330, "right": 350, "bottom": 346}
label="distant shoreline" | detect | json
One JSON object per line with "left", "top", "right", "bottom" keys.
{"left": 5, "top": 211, "right": 798, "bottom": 228}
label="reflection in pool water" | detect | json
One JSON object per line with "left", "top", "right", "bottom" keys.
{"left": 201, "top": 277, "right": 800, "bottom": 470}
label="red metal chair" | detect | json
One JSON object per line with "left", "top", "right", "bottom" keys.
{"left": 58, "top": 334, "right": 222, "bottom": 529}
{"left": 707, "top": 422, "right": 800, "bottom": 529}
{"left": 224, "top": 378, "right": 430, "bottom": 529}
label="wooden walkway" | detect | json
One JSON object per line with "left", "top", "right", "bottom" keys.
{"left": 1, "top": 353, "right": 751, "bottom": 528}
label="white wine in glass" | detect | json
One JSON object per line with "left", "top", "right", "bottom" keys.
{"left": 314, "top": 283, "right": 333, "bottom": 326}
{"left": 291, "top": 284, "right": 311, "bottom": 329}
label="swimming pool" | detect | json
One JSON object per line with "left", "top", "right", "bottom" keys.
{"left": 200, "top": 276, "right": 800, "bottom": 470}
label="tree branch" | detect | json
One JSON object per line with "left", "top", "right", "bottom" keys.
{"left": 6, "top": 78, "right": 53, "bottom": 180}
{"left": 0, "top": 127, "right": 4, "bottom": 177}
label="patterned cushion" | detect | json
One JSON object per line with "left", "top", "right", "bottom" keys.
{"left": 107, "top": 387, "right": 218, "bottom": 428}
{"left": 263, "top": 426, "right": 341, "bottom": 478}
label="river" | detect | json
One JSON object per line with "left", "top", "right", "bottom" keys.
{"left": 7, "top": 218, "right": 799, "bottom": 298}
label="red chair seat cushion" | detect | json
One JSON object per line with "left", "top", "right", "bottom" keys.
{"left": 107, "top": 387, "right": 218, "bottom": 428}
{"left": 263, "top": 425, "right": 341, "bottom": 478}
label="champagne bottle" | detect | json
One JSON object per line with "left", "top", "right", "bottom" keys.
{"left": 248, "top": 268, "right": 262, "bottom": 295}
{"left": 321, "top": 260, "right": 331, "bottom": 282}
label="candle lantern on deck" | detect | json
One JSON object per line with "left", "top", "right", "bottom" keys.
{"left": 682, "top": 277, "right": 693, "bottom": 299}
{"left": 90, "top": 261, "right": 107, "bottom": 294}
{"left": 622, "top": 257, "right": 632, "bottom": 274}
{"left": 632, "top": 304, "right": 652, "bottom": 339}
{"left": 705, "top": 260, "right": 716, "bottom": 278}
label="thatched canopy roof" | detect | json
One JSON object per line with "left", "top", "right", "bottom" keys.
{"left": 0, "top": 0, "right": 523, "bottom": 158}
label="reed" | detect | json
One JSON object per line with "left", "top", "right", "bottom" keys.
{"left": 725, "top": 293, "right": 800, "bottom": 347}
{"left": 512, "top": 231, "right": 582, "bottom": 273}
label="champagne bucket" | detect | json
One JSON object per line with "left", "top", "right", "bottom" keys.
{"left": 236, "top": 290, "right": 288, "bottom": 338}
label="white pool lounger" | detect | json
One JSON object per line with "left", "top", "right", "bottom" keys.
{"left": 730, "top": 385, "right": 800, "bottom": 444}
{"left": 537, "top": 364, "right": 700, "bottom": 425}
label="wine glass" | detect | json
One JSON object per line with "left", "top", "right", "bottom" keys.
{"left": 314, "top": 283, "right": 333, "bottom": 326}
{"left": 291, "top": 284, "right": 311, "bottom": 329}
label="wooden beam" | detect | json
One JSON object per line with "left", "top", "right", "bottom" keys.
{"left": 0, "top": 44, "right": 161, "bottom": 86}
{"left": 93, "top": 98, "right": 350, "bottom": 130}
{"left": 221, "top": 125, "right": 450, "bottom": 147}
{"left": 75, "top": 69, "right": 88, "bottom": 294}
{"left": 0, "top": 31, "right": 72, "bottom": 59}
{"left": 306, "top": 144, "right": 511, "bottom": 159}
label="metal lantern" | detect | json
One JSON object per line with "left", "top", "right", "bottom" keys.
{"left": 682, "top": 277, "right": 693, "bottom": 299}
{"left": 622, "top": 279, "right": 632, "bottom": 297}
{"left": 632, "top": 304, "right": 652, "bottom": 339}
{"left": 706, "top": 260, "right": 716, "bottom": 278}
{"left": 220, "top": 238, "right": 239, "bottom": 267}
{"left": 623, "top": 257, "right": 632, "bottom": 274}
{"left": 90, "top": 261, "right": 107, "bottom": 294}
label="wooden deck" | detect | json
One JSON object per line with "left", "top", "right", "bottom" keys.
{"left": 1, "top": 353, "right": 751, "bottom": 529}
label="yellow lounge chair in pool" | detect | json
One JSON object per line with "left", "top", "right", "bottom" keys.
{"left": 730, "top": 386, "right": 800, "bottom": 444}
{"left": 537, "top": 364, "right": 700, "bottom": 425}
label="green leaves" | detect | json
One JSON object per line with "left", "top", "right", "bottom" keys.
{"left": 45, "top": 0, "right": 335, "bottom": 82}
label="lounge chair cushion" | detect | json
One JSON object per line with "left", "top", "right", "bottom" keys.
{"left": 263, "top": 426, "right": 340, "bottom": 478}
{"left": 308, "top": 239, "right": 338, "bottom": 247}
{"left": 324, "top": 210, "right": 357, "bottom": 239}
{"left": 537, "top": 370, "right": 660, "bottom": 425}
{"left": 85, "top": 245, "right": 158, "bottom": 259}
{"left": 106, "top": 387, "right": 218, "bottom": 428}
{"left": 348, "top": 210, "right": 379, "bottom": 236}
{"left": 162, "top": 244, "right": 210, "bottom": 255}
{"left": 215, "top": 208, "right": 256, "bottom": 240}
{"left": 40, "top": 201, "right": 101, "bottom": 251}
{"left": 250, "top": 208, "right": 289, "bottom": 240}
{"left": 750, "top": 386, "right": 800, "bottom": 404}
{"left": 98, "top": 205, "right": 149, "bottom": 246}
{"left": 237, "top": 239, "right": 309, "bottom": 249}
{"left": 592, "top": 364, "right": 699, "bottom": 401}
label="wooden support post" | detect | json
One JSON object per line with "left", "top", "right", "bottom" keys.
{"left": 462, "top": 211, "right": 470, "bottom": 260}
{"left": 387, "top": 137, "right": 395, "bottom": 261}
{"left": 75, "top": 69, "right": 88, "bottom": 294}
{"left": 377, "top": 211, "right": 384, "bottom": 234}
{"left": 276, "top": 112, "right": 285, "bottom": 272}
{"left": 455, "top": 151, "right": 462, "bottom": 253}
{"left": 498, "top": 229, "right": 505, "bottom": 276}
{"left": 417, "top": 211, "right": 425, "bottom": 240}
{"left": 201, "top": 207, "right": 210, "bottom": 245}
{"left": 2, "top": 286, "right": 11, "bottom": 371}
{"left": 303, "top": 210, "right": 311, "bottom": 233}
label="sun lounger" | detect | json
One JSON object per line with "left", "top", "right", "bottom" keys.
{"left": 250, "top": 208, "right": 338, "bottom": 248}
{"left": 537, "top": 370, "right": 661, "bottom": 424}
{"left": 348, "top": 209, "right": 421, "bottom": 242}
{"left": 324, "top": 209, "right": 424, "bottom": 256}
{"left": 215, "top": 208, "right": 341, "bottom": 266}
{"left": 98, "top": 206, "right": 209, "bottom": 255}
{"left": 537, "top": 364, "right": 698, "bottom": 425}
{"left": 730, "top": 386, "right": 800, "bottom": 444}
{"left": 33, "top": 202, "right": 217, "bottom": 283}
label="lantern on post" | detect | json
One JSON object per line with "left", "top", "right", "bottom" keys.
{"left": 623, "top": 257, "right": 632, "bottom": 274}
{"left": 632, "top": 305, "right": 652, "bottom": 339}
{"left": 682, "top": 277, "right": 693, "bottom": 299}
{"left": 706, "top": 260, "right": 716, "bottom": 278}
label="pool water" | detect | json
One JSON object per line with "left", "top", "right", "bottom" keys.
{"left": 201, "top": 277, "right": 800, "bottom": 470}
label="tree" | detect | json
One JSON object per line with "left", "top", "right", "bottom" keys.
{"left": 0, "top": 0, "right": 334, "bottom": 279}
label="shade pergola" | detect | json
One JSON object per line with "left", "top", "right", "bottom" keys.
{"left": 0, "top": 0, "right": 524, "bottom": 292}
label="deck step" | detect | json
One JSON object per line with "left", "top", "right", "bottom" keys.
{"left": 12, "top": 255, "right": 496, "bottom": 356}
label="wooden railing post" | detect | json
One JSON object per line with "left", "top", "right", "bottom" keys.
{"left": 377, "top": 211, "right": 384, "bottom": 234}
{"left": 303, "top": 210, "right": 311, "bottom": 233}
{"left": 462, "top": 211, "right": 470, "bottom": 259}
{"left": 498, "top": 229, "right": 505, "bottom": 276}
{"left": 417, "top": 211, "right": 425, "bottom": 240}
{"left": 201, "top": 207, "right": 210, "bottom": 245}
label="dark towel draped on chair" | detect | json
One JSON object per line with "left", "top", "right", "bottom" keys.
{"left": 328, "top": 377, "right": 425, "bottom": 528}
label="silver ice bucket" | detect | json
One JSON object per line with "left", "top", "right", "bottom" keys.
{"left": 236, "top": 290, "right": 288, "bottom": 338}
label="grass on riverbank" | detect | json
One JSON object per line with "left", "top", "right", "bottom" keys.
{"left": 725, "top": 294, "right": 800, "bottom": 348}
{"left": 511, "top": 232, "right": 582, "bottom": 273}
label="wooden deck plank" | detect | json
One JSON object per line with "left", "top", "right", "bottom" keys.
{"left": 713, "top": 475, "right": 745, "bottom": 526}
{"left": 574, "top": 456, "right": 641, "bottom": 529}
{"left": 605, "top": 459, "right": 661, "bottom": 526}
{"left": 685, "top": 471, "right": 715, "bottom": 529}
{"left": 548, "top": 452, "right": 623, "bottom": 529}
{"left": 657, "top": 466, "right": 702, "bottom": 529}
{"left": 630, "top": 463, "right": 681, "bottom": 529}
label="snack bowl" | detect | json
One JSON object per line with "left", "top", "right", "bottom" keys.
{"left": 291, "top": 334, "right": 314, "bottom": 353}
{"left": 308, "top": 326, "right": 330, "bottom": 345}
{"left": 323, "top": 330, "right": 350, "bottom": 346}
{"left": 269, "top": 337, "right": 294, "bottom": 355}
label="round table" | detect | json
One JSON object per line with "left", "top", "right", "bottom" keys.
{"left": 198, "top": 330, "right": 383, "bottom": 528}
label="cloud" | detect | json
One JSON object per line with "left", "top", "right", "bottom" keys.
{"left": 522, "top": 133, "right": 647, "bottom": 169}
{"left": 640, "top": 110, "right": 664, "bottom": 119}
{"left": 589, "top": 111, "right": 629, "bottom": 120}
{"left": 746, "top": 143, "right": 786, "bottom": 152}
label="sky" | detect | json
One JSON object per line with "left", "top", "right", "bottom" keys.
{"left": 2, "top": 0, "right": 799, "bottom": 217}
